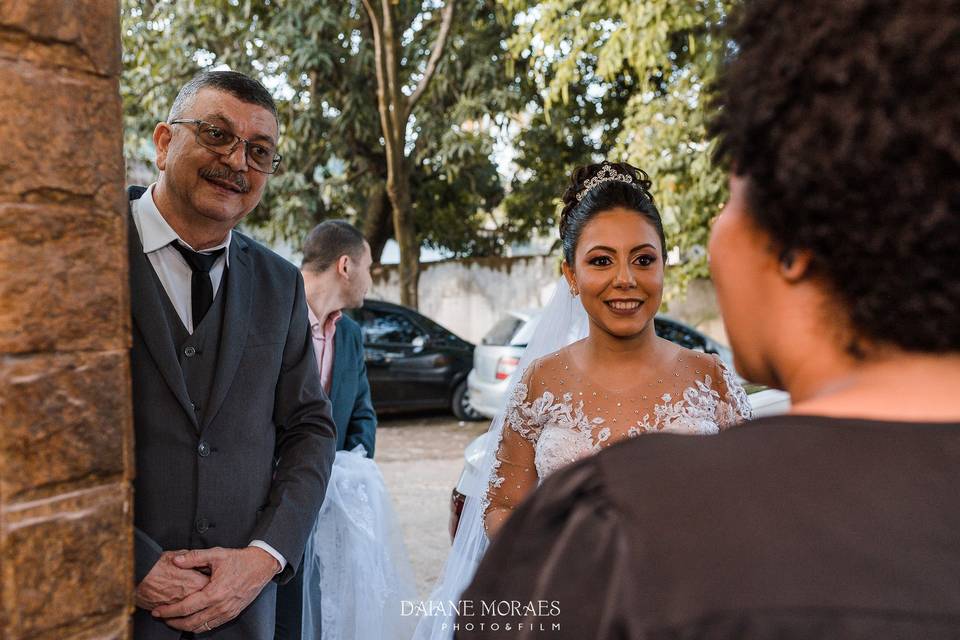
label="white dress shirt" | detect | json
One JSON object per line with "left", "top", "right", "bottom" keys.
{"left": 131, "top": 184, "right": 286, "bottom": 572}
{"left": 130, "top": 184, "right": 230, "bottom": 334}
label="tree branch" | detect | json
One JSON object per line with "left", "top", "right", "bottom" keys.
{"left": 404, "top": 1, "right": 455, "bottom": 121}
{"left": 360, "top": 0, "right": 399, "bottom": 156}
{"left": 380, "top": 0, "right": 406, "bottom": 148}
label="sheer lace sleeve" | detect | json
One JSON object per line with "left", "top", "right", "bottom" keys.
{"left": 463, "top": 456, "right": 635, "bottom": 639}
{"left": 483, "top": 363, "right": 543, "bottom": 538}
{"left": 712, "top": 355, "right": 752, "bottom": 429}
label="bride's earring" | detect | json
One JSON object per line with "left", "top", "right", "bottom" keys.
{"left": 569, "top": 284, "right": 579, "bottom": 297}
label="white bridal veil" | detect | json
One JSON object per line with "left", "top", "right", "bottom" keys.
{"left": 412, "top": 279, "right": 590, "bottom": 640}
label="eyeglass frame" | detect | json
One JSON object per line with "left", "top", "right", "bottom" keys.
{"left": 168, "top": 119, "right": 283, "bottom": 174}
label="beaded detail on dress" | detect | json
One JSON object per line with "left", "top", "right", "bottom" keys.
{"left": 482, "top": 348, "right": 751, "bottom": 523}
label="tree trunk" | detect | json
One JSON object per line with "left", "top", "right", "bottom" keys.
{"left": 360, "top": 0, "right": 455, "bottom": 309}
{"left": 362, "top": 182, "right": 392, "bottom": 263}
{"left": 386, "top": 167, "right": 419, "bottom": 308}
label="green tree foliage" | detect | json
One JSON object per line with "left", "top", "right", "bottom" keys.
{"left": 121, "top": 0, "right": 725, "bottom": 299}
{"left": 121, "top": 0, "right": 519, "bottom": 264}
{"left": 503, "top": 0, "right": 734, "bottom": 290}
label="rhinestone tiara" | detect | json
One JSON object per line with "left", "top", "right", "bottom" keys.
{"left": 575, "top": 165, "right": 633, "bottom": 202}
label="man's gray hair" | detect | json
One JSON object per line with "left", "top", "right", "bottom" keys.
{"left": 167, "top": 70, "right": 278, "bottom": 123}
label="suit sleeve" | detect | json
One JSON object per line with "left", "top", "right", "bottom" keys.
{"left": 251, "top": 270, "right": 337, "bottom": 583}
{"left": 343, "top": 328, "right": 377, "bottom": 458}
{"left": 134, "top": 526, "right": 164, "bottom": 584}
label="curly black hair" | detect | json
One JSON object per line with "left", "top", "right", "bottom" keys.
{"left": 711, "top": 0, "right": 960, "bottom": 353}
{"left": 559, "top": 162, "right": 664, "bottom": 265}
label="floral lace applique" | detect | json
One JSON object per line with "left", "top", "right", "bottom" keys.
{"left": 484, "top": 356, "right": 753, "bottom": 517}
{"left": 717, "top": 358, "right": 753, "bottom": 426}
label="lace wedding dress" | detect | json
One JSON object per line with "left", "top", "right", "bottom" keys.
{"left": 483, "top": 345, "right": 751, "bottom": 528}
{"left": 412, "top": 281, "right": 750, "bottom": 640}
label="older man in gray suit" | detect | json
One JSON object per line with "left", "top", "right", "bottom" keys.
{"left": 128, "top": 70, "right": 336, "bottom": 639}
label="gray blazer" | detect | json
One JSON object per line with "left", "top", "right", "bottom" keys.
{"left": 128, "top": 188, "right": 336, "bottom": 639}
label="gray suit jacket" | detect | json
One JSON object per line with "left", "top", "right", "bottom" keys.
{"left": 128, "top": 187, "right": 336, "bottom": 639}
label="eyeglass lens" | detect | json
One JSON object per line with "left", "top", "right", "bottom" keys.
{"left": 196, "top": 123, "right": 278, "bottom": 173}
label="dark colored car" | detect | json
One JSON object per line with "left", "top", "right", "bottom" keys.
{"left": 346, "top": 299, "right": 482, "bottom": 420}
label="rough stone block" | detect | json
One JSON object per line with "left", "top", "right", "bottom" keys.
{"left": 13, "top": 610, "right": 129, "bottom": 640}
{"left": 0, "top": 58, "right": 125, "bottom": 211}
{"left": 0, "top": 350, "right": 132, "bottom": 500}
{"left": 0, "top": 483, "right": 133, "bottom": 637}
{"left": 0, "top": 204, "right": 129, "bottom": 353}
{"left": 0, "top": 0, "right": 120, "bottom": 76}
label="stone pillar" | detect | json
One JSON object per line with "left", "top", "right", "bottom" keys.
{"left": 0, "top": 1, "right": 133, "bottom": 638}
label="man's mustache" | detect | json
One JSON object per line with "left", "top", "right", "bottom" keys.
{"left": 200, "top": 167, "right": 250, "bottom": 193}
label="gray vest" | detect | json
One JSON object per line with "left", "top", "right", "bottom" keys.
{"left": 152, "top": 268, "right": 228, "bottom": 427}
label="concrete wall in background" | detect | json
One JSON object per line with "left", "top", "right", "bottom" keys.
{"left": 663, "top": 278, "right": 728, "bottom": 345}
{"left": 371, "top": 255, "right": 562, "bottom": 343}
{"left": 371, "top": 255, "right": 727, "bottom": 346}
{"left": 0, "top": 2, "right": 133, "bottom": 638}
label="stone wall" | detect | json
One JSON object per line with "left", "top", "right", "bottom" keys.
{"left": 0, "top": 2, "right": 133, "bottom": 638}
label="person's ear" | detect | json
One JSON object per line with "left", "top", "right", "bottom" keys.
{"left": 561, "top": 261, "right": 578, "bottom": 296}
{"left": 153, "top": 122, "right": 173, "bottom": 171}
{"left": 337, "top": 254, "right": 351, "bottom": 279}
{"left": 779, "top": 248, "right": 814, "bottom": 283}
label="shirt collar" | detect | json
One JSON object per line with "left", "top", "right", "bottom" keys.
{"left": 132, "top": 183, "right": 232, "bottom": 264}
{"left": 307, "top": 306, "right": 343, "bottom": 340}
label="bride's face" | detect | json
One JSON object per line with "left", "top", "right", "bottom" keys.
{"left": 564, "top": 208, "right": 664, "bottom": 339}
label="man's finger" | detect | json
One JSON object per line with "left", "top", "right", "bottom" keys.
{"left": 172, "top": 548, "right": 218, "bottom": 570}
{"left": 151, "top": 587, "right": 213, "bottom": 619}
{"left": 168, "top": 606, "right": 229, "bottom": 633}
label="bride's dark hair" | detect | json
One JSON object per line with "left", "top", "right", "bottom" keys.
{"left": 559, "top": 161, "right": 665, "bottom": 265}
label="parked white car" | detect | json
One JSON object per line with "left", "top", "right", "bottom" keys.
{"left": 465, "top": 310, "right": 540, "bottom": 419}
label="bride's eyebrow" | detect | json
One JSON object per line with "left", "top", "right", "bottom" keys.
{"left": 585, "top": 243, "right": 656, "bottom": 253}
{"left": 584, "top": 244, "right": 616, "bottom": 255}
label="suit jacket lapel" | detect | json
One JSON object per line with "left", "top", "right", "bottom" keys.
{"left": 203, "top": 234, "right": 252, "bottom": 429}
{"left": 329, "top": 326, "right": 348, "bottom": 412}
{"left": 128, "top": 213, "right": 199, "bottom": 429}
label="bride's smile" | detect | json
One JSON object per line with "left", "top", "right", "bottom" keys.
{"left": 605, "top": 298, "right": 644, "bottom": 314}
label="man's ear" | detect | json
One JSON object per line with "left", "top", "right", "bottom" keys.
{"left": 153, "top": 122, "right": 173, "bottom": 171}
{"left": 337, "top": 254, "right": 351, "bottom": 278}
{"left": 779, "top": 248, "right": 814, "bottom": 283}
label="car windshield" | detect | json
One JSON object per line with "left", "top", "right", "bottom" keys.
{"left": 482, "top": 315, "right": 524, "bottom": 346}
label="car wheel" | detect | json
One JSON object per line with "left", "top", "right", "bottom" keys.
{"left": 452, "top": 380, "right": 483, "bottom": 421}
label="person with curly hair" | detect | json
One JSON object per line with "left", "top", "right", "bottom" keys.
{"left": 457, "top": 0, "right": 960, "bottom": 638}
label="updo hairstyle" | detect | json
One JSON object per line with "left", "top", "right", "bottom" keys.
{"left": 559, "top": 162, "right": 666, "bottom": 266}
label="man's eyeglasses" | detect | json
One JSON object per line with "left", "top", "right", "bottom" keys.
{"left": 169, "top": 119, "right": 282, "bottom": 174}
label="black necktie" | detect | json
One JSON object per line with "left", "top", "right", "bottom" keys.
{"left": 172, "top": 242, "right": 225, "bottom": 328}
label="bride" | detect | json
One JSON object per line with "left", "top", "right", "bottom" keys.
{"left": 414, "top": 161, "right": 751, "bottom": 635}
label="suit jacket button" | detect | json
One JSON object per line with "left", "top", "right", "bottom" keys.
{"left": 198, "top": 441, "right": 211, "bottom": 457}
{"left": 184, "top": 346, "right": 197, "bottom": 357}
{"left": 196, "top": 517, "right": 209, "bottom": 533}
